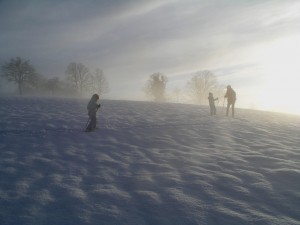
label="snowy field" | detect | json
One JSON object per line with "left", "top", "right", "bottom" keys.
{"left": 0, "top": 96, "right": 300, "bottom": 225}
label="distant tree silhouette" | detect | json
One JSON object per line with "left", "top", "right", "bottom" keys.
{"left": 23, "top": 72, "right": 45, "bottom": 94}
{"left": 186, "top": 70, "right": 220, "bottom": 104}
{"left": 44, "top": 77, "right": 60, "bottom": 96}
{"left": 65, "top": 62, "right": 91, "bottom": 96}
{"left": 145, "top": 73, "right": 168, "bottom": 102}
{"left": 89, "top": 68, "right": 109, "bottom": 96}
{"left": 1, "top": 57, "right": 38, "bottom": 95}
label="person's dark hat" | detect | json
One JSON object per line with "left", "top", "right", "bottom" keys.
{"left": 93, "top": 94, "right": 99, "bottom": 99}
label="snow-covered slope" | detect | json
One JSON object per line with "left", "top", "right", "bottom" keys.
{"left": 0, "top": 96, "right": 299, "bottom": 225}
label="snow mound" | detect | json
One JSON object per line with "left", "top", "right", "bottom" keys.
{"left": 0, "top": 96, "right": 299, "bottom": 225}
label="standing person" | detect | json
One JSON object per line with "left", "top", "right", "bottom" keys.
{"left": 208, "top": 92, "right": 218, "bottom": 115}
{"left": 86, "top": 94, "right": 101, "bottom": 132}
{"left": 224, "top": 85, "right": 236, "bottom": 117}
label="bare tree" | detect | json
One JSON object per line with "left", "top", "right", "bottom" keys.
{"left": 90, "top": 68, "right": 109, "bottom": 96}
{"left": 1, "top": 57, "right": 38, "bottom": 95}
{"left": 145, "top": 72, "right": 168, "bottom": 102}
{"left": 186, "top": 70, "right": 219, "bottom": 104}
{"left": 44, "top": 77, "right": 60, "bottom": 96}
{"left": 65, "top": 62, "right": 91, "bottom": 96}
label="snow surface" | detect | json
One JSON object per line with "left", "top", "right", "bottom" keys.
{"left": 0, "top": 96, "right": 300, "bottom": 225}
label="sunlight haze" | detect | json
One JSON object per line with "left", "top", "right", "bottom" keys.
{"left": 1, "top": 0, "right": 300, "bottom": 115}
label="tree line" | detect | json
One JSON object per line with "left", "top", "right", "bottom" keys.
{"left": 1, "top": 56, "right": 224, "bottom": 105}
{"left": 0, "top": 57, "right": 109, "bottom": 97}
{"left": 144, "top": 71, "right": 224, "bottom": 105}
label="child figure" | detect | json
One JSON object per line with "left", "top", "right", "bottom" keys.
{"left": 86, "top": 94, "right": 101, "bottom": 132}
{"left": 208, "top": 92, "right": 218, "bottom": 115}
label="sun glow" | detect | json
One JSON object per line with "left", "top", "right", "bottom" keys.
{"left": 255, "top": 36, "right": 300, "bottom": 115}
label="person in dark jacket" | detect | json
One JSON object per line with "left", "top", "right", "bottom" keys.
{"left": 208, "top": 92, "right": 218, "bottom": 115}
{"left": 224, "top": 85, "right": 236, "bottom": 117}
{"left": 86, "top": 94, "right": 101, "bottom": 131}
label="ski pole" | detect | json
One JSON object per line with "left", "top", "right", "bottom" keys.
{"left": 85, "top": 118, "right": 91, "bottom": 130}
{"left": 221, "top": 98, "right": 225, "bottom": 114}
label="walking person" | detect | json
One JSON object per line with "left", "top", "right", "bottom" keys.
{"left": 86, "top": 94, "right": 101, "bottom": 132}
{"left": 224, "top": 85, "right": 236, "bottom": 117}
{"left": 208, "top": 92, "right": 218, "bottom": 115}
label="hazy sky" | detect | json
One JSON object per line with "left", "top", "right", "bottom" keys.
{"left": 1, "top": 0, "right": 300, "bottom": 114}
